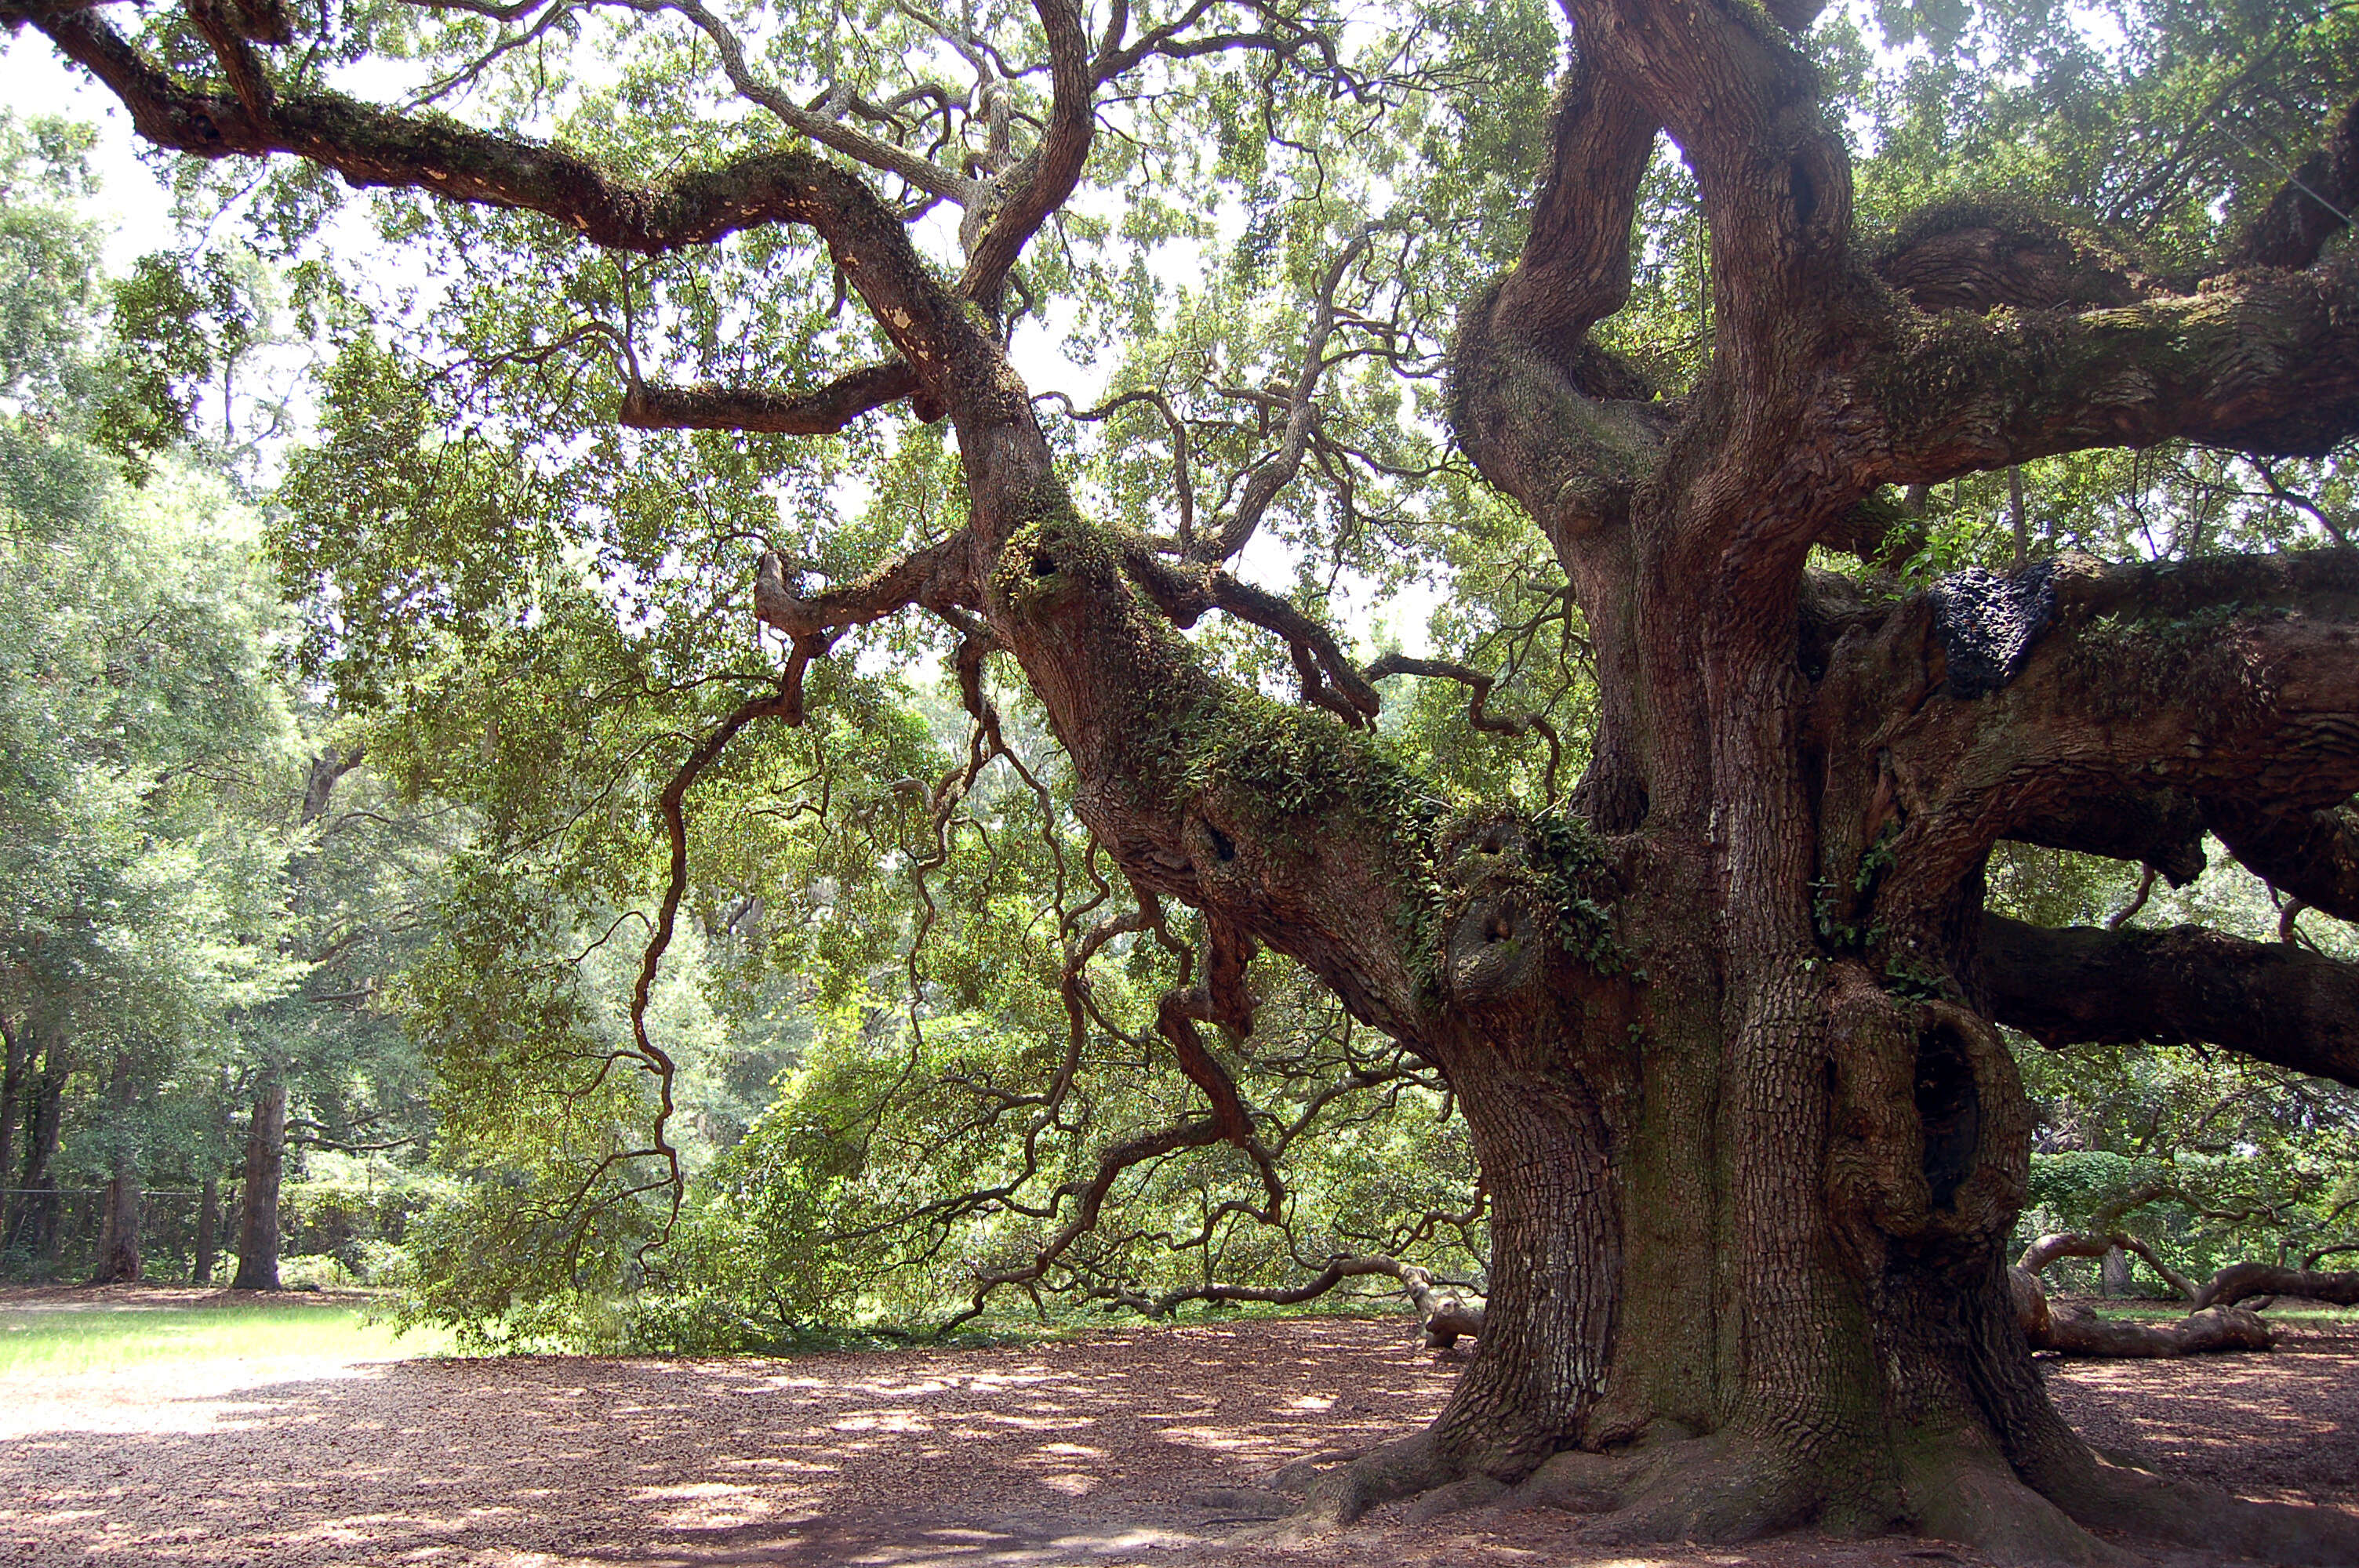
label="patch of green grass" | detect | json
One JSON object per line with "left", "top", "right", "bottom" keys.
{"left": 2086, "top": 1300, "right": 2359, "bottom": 1326}
{"left": 0, "top": 1298, "right": 454, "bottom": 1377}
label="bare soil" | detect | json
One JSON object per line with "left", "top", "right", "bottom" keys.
{"left": 0, "top": 1287, "right": 2351, "bottom": 1568}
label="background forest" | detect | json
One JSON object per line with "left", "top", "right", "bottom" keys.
{"left": 2, "top": 0, "right": 2355, "bottom": 1351}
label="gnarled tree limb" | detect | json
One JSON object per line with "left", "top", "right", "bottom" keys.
{"left": 2017, "top": 1231, "right": 2197, "bottom": 1302}
{"left": 2194, "top": 1262, "right": 2359, "bottom": 1311}
{"left": 754, "top": 534, "right": 980, "bottom": 639}
{"left": 2011, "top": 1265, "right": 2275, "bottom": 1357}
{"left": 1365, "top": 652, "right": 1561, "bottom": 799}
{"left": 1826, "top": 550, "right": 2359, "bottom": 926}
{"left": 24, "top": 6, "right": 1014, "bottom": 431}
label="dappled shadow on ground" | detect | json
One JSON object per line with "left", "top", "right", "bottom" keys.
{"left": 2045, "top": 1316, "right": 2359, "bottom": 1509}
{"left": 0, "top": 1311, "right": 2351, "bottom": 1567}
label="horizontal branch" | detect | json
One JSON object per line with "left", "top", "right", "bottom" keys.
{"left": 1855, "top": 254, "right": 2359, "bottom": 481}
{"left": 1873, "top": 201, "right": 2157, "bottom": 316}
{"left": 620, "top": 360, "right": 923, "bottom": 434}
{"left": 1141, "top": 1256, "right": 1484, "bottom": 1348}
{"left": 2008, "top": 789, "right": 2208, "bottom": 885}
{"left": 1982, "top": 913, "right": 2359, "bottom": 1088}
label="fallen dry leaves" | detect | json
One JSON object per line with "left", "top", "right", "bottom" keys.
{"left": 0, "top": 1290, "right": 2350, "bottom": 1568}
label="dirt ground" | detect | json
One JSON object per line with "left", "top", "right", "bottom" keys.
{"left": 0, "top": 1289, "right": 2352, "bottom": 1568}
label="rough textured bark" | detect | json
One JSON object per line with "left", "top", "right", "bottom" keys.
{"left": 231, "top": 1072, "right": 286, "bottom": 1291}
{"left": 27, "top": 0, "right": 2359, "bottom": 1560}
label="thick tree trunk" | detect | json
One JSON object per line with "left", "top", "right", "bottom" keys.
{"left": 93, "top": 1054, "right": 141, "bottom": 1285}
{"left": 231, "top": 1072, "right": 286, "bottom": 1290}
{"left": 193, "top": 1176, "right": 220, "bottom": 1286}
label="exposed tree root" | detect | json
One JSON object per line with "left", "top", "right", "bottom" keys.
{"left": 2057, "top": 1457, "right": 2359, "bottom": 1566}
{"left": 1261, "top": 1418, "right": 2359, "bottom": 1566}
{"left": 1286, "top": 1431, "right": 1467, "bottom": 1527}
{"left": 1561, "top": 1434, "right": 1828, "bottom": 1548}
{"left": 1895, "top": 1446, "right": 2128, "bottom": 1568}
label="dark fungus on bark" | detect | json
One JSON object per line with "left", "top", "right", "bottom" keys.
{"left": 1928, "top": 561, "right": 2058, "bottom": 698}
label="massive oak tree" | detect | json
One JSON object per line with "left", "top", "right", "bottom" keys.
{"left": 17, "top": 0, "right": 2359, "bottom": 1559}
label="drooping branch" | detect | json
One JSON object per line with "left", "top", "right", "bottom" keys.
{"left": 1981, "top": 913, "right": 2359, "bottom": 1089}
{"left": 620, "top": 673, "right": 809, "bottom": 1262}
{"left": 1365, "top": 653, "right": 1561, "bottom": 799}
{"left": 1814, "top": 488, "right": 1928, "bottom": 565}
{"left": 2203, "top": 798, "right": 2359, "bottom": 924}
{"left": 2017, "top": 1231, "right": 2197, "bottom": 1302}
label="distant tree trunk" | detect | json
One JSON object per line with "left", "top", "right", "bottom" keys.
{"left": 0, "top": 1016, "right": 22, "bottom": 1240}
{"left": 8, "top": 1025, "right": 67, "bottom": 1265}
{"left": 231, "top": 1071, "right": 286, "bottom": 1290}
{"left": 193, "top": 1176, "right": 220, "bottom": 1286}
{"left": 93, "top": 1054, "right": 141, "bottom": 1284}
